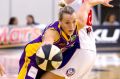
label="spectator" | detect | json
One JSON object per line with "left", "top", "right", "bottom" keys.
{"left": 102, "top": 13, "right": 120, "bottom": 26}
{"left": 8, "top": 17, "right": 18, "bottom": 25}
{"left": 26, "top": 14, "right": 39, "bottom": 25}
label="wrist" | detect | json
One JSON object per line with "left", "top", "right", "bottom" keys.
{"left": 84, "top": 0, "right": 93, "bottom": 8}
{"left": 64, "top": 0, "right": 75, "bottom": 4}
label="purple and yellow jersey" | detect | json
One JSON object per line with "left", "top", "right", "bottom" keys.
{"left": 42, "top": 21, "right": 79, "bottom": 52}
{"left": 18, "top": 21, "right": 80, "bottom": 79}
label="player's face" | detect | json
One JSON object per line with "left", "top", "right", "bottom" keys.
{"left": 60, "top": 13, "right": 77, "bottom": 36}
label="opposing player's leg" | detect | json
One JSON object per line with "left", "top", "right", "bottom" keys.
{"left": 77, "top": 50, "right": 96, "bottom": 79}
{"left": 40, "top": 41, "right": 96, "bottom": 79}
{"left": 51, "top": 49, "right": 96, "bottom": 79}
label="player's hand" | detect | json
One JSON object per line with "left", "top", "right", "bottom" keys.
{"left": 101, "top": 0, "right": 113, "bottom": 7}
{"left": 0, "top": 64, "right": 5, "bottom": 76}
{"left": 87, "top": 0, "right": 114, "bottom": 7}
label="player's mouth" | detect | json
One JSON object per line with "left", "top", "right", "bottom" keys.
{"left": 68, "top": 30, "right": 74, "bottom": 32}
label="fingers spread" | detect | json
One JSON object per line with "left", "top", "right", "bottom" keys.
{"left": 103, "top": 0, "right": 114, "bottom": 7}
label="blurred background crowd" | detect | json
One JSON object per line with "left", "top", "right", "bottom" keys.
{"left": 0, "top": 0, "right": 120, "bottom": 26}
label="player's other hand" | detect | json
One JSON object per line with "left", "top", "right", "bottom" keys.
{"left": 86, "top": 0, "right": 114, "bottom": 7}
{"left": 0, "top": 64, "right": 5, "bottom": 76}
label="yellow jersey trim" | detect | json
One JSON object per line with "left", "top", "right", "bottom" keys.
{"left": 25, "top": 42, "right": 42, "bottom": 57}
{"left": 58, "top": 24, "right": 70, "bottom": 41}
{"left": 17, "top": 57, "right": 30, "bottom": 79}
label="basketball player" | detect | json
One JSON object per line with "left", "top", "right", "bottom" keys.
{"left": 18, "top": 6, "right": 80, "bottom": 79}
{"left": 18, "top": 0, "right": 113, "bottom": 79}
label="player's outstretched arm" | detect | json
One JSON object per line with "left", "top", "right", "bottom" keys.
{"left": 62, "top": 0, "right": 113, "bottom": 8}
{"left": 0, "top": 64, "right": 5, "bottom": 76}
{"left": 87, "top": 0, "right": 113, "bottom": 7}
{"left": 42, "top": 29, "right": 60, "bottom": 45}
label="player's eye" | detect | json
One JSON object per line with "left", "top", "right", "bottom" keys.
{"left": 65, "top": 22, "right": 70, "bottom": 24}
{"left": 73, "top": 20, "right": 76, "bottom": 24}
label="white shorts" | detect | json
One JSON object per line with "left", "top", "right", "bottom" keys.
{"left": 51, "top": 49, "right": 96, "bottom": 79}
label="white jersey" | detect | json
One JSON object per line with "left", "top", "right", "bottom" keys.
{"left": 51, "top": 49, "right": 96, "bottom": 79}
{"left": 68, "top": 0, "right": 96, "bottom": 52}
{"left": 78, "top": 25, "right": 96, "bottom": 52}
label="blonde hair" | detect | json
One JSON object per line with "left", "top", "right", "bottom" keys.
{"left": 58, "top": 1, "right": 66, "bottom": 8}
{"left": 58, "top": 0, "right": 67, "bottom": 8}
{"left": 58, "top": 3, "right": 75, "bottom": 21}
